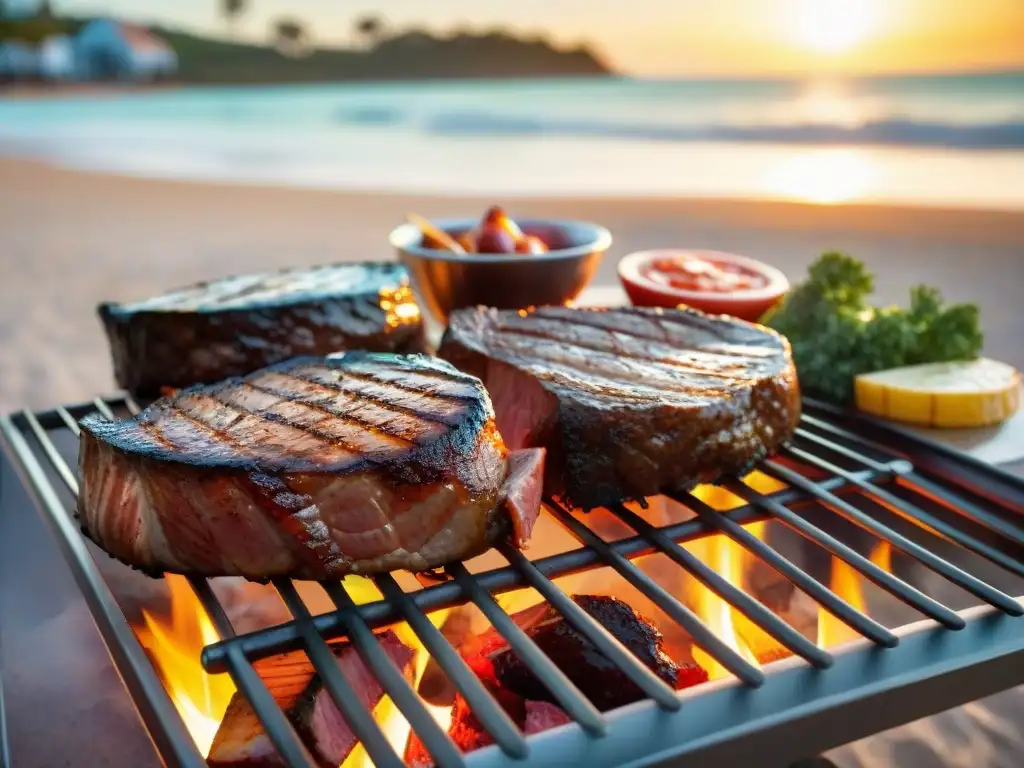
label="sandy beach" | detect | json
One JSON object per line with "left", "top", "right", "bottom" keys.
{"left": 1, "top": 155, "right": 1022, "bottom": 414}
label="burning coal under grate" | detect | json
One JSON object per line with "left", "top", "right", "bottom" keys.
{"left": 2, "top": 395, "right": 1023, "bottom": 768}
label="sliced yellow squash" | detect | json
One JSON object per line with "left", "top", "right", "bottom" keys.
{"left": 854, "top": 358, "right": 1021, "bottom": 428}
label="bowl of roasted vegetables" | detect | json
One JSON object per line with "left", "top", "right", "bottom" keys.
{"left": 390, "top": 206, "right": 611, "bottom": 326}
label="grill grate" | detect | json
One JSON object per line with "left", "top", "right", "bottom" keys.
{"left": 2, "top": 394, "right": 1023, "bottom": 768}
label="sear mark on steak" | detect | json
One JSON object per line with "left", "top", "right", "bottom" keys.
{"left": 99, "top": 262, "right": 427, "bottom": 397}
{"left": 77, "top": 352, "right": 545, "bottom": 579}
{"left": 439, "top": 305, "right": 801, "bottom": 510}
{"left": 464, "top": 594, "right": 708, "bottom": 712}
{"left": 208, "top": 630, "right": 414, "bottom": 768}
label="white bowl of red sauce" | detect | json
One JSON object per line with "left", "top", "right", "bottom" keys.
{"left": 618, "top": 249, "right": 789, "bottom": 322}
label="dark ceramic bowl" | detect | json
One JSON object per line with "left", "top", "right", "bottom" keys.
{"left": 390, "top": 217, "right": 611, "bottom": 330}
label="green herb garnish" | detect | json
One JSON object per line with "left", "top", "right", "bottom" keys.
{"left": 762, "top": 251, "right": 983, "bottom": 403}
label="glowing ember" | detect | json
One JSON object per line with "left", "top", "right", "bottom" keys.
{"left": 135, "top": 575, "right": 236, "bottom": 756}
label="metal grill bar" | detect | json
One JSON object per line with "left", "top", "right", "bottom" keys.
{"left": 718, "top": 479, "right": 966, "bottom": 628}
{"left": 606, "top": 502, "right": 833, "bottom": 668}
{"left": 799, "top": 404, "right": 1024, "bottom": 512}
{"left": 901, "top": 472, "right": 1024, "bottom": 548}
{"left": 785, "top": 442, "right": 1024, "bottom": 580}
{"left": 469, "top": 601, "right": 1024, "bottom": 768}
{"left": 794, "top": 412, "right": 1024, "bottom": 565}
{"left": 319, "top": 582, "right": 465, "bottom": 768}
{"left": 761, "top": 460, "right": 1023, "bottom": 615}
{"left": 222, "top": 643, "right": 318, "bottom": 768}
{"left": 681, "top": 491, "right": 898, "bottom": 647}
{"left": 202, "top": 471, "right": 879, "bottom": 670}
{"left": 496, "top": 542, "right": 682, "bottom": 711}
{"left": 4, "top": 392, "right": 1023, "bottom": 768}
{"left": 544, "top": 499, "right": 766, "bottom": 686}
{"left": 372, "top": 574, "right": 528, "bottom": 759}
{"left": 274, "top": 582, "right": 404, "bottom": 767}
{"left": 446, "top": 562, "right": 607, "bottom": 734}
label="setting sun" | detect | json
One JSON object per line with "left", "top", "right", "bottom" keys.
{"left": 794, "top": 0, "right": 882, "bottom": 53}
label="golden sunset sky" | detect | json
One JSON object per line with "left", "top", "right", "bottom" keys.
{"left": 56, "top": 0, "right": 1024, "bottom": 76}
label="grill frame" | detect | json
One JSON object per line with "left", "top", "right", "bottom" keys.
{"left": 2, "top": 395, "right": 1023, "bottom": 768}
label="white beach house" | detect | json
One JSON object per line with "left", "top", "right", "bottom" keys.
{"left": 75, "top": 19, "right": 178, "bottom": 81}
{"left": 38, "top": 34, "right": 77, "bottom": 80}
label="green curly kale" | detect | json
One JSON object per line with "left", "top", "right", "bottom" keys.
{"left": 762, "top": 252, "right": 983, "bottom": 403}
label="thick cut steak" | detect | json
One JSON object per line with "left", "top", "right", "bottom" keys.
{"left": 439, "top": 305, "right": 800, "bottom": 510}
{"left": 77, "top": 353, "right": 544, "bottom": 579}
{"left": 99, "top": 262, "right": 426, "bottom": 396}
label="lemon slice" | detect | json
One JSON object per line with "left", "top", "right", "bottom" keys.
{"left": 854, "top": 358, "right": 1022, "bottom": 428}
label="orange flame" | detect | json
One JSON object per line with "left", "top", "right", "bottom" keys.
{"left": 685, "top": 471, "right": 791, "bottom": 679}
{"left": 134, "top": 573, "right": 448, "bottom": 762}
{"left": 336, "top": 588, "right": 453, "bottom": 768}
{"left": 870, "top": 540, "right": 892, "bottom": 573}
{"left": 817, "top": 542, "right": 890, "bottom": 648}
{"left": 341, "top": 611, "right": 454, "bottom": 768}
{"left": 689, "top": 531, "right": 762, "bottom": 678}
{"left": 135, "top": 575, "right": 236, "bottom": 755}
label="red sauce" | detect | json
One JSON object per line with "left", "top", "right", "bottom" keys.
{"left": 641, "top": 254, "right": 767, "bottom": 293}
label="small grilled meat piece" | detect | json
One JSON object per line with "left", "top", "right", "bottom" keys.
{"left": 464, "top": 595, "right": 707, "bottom": 712}
{"left": 408, "top": 595, "right": 706, "bottom": 767}
{"left": 77, "top": 353, "right": 545, "bottom": 579}
{"left": 99, "top": 262, "right": 426, "bottom": 397}
{"left": 524, "top": 700, "right": 572, "bottom": 734}
{"left": 440, "top": 305, "right": 800, "bottom": 510}
{"left": 404, "top": 695, "right": 570, "bottom": 768}
{"left": 208, "top": 630, "right": 414, "bottom": 768}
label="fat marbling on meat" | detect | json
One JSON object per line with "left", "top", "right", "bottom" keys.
{"left": 77, "top": 352, "right": 545, "bottom": 579}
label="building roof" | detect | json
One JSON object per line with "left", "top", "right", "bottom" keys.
{"left": 118, "top": 22, "right": 172, "bottom": 52}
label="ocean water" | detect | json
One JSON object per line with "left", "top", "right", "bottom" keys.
{"left": 2, "top": 72, "right": 1024, "bottom": 208}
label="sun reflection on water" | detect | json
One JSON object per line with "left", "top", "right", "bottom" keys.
{"left": 762, "top": 148, "right": 877, "bottom": 204}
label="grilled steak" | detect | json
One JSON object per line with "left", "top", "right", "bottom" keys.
{"left": 208, "top": 630, "right": 414, "bottom": 768}
{"left": 463, "top": 595, "right": 707, "bottom": 712}
{"left": 439, "top": 305, "right": 800, "bottom": 510}
{"left": 99, "top": 262, "right": 426, "bottom": 397}
{"left": 77, "top": 353, "right": 545, "bottom": 579}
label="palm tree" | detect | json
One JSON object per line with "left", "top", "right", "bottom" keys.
{"left": 353, "top": 14, "right": 386, "bottom": 47}
{"left": 272, "top": 17, "right": 309, "bottom": 56}
{"left": 221, "top": 0, "right": 246, "bottom": 36}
